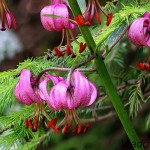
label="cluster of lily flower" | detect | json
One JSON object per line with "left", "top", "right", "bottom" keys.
{"left": 1, "top": 0, "right": 150, "bottom": 133}
{"left": 14, "top": 69, "right": 97, "bottom": 134}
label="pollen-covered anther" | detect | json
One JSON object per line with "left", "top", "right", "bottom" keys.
{"left": 79, "top": 42, "right": 86, "bottom": 53}
{"left": 72, "top": 125, "right": 78, "bottom": 134}
{"left": 84, "top": 122, "right": 91, "bottom": 133}
{"left": 95, "top": 12, "right": 101, "bottom": 24}
{"left": 54, "top": 47, "right": 64, "bottom": 57}
{"left": 77, "top": 124, "right": 82, "bottom": 134}
{"left": 106, "top": 13, "right": 113, "bottom": 26}
{"left": 47, "top": 118, "right": 59, "bottom": 133}
{"left": 62, "top": 124, "right": 71, "bottom": 134}
{"left": 136, "top": 62, "right": 150, "bottom": 71}
{"left": 74, "top": 15, "right": 85, "bottom": 26}
{"left": 28, "top": 119, "right": 33, "bottom": 129}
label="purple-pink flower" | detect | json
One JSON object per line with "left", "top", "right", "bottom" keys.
{"left": 14, "top": 69, "right": 43, "bottom": 105}
{"left": 40, "top": 0, "right": 86, "bottom": 57}
{"left": 128, "top": 12, "right": 150, "bottom": 48}
{"left": 40, "top": 0, "right": 75, "bottom": 31}
{"left": 0, "top": 0, "right": 17, "bottom": 31}
{"left": 39, "top": 71, "right": 97, "bottom": 134}
{"left": 39, "top": 71, "right": 97, "bottom": 110}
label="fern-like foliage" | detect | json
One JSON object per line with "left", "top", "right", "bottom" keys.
{"left": 129, "top": 83, "right": 144, "bottom": 118}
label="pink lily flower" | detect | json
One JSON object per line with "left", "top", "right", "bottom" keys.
{"left": 0, "top": 0, "right": 17, "bottom": 31}
{"left": 39, "top": 71, "right": 97, "bottom": 134}
{"left": 14, "top": 69, "right": 43, "bottom": 106}
{"left": 40, "top": 0, "right": 86, "bottom": 57}
{"left": 128, "top": 12, "right": 150, "bottom": 48}
{"left": 40, "top": 0, "right": 74, "bottom": 31}
{"left": 39, "top": 71, "right": 97, "bottom": 110}
{"left": 14, "top": 69, "right": 61, "bottom": 133}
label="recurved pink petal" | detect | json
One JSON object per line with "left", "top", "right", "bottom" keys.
{"left": 128, "top": 18, "right": 148, "bottom": 47}
{"left": 39, "top": 74, "right": 65, "bottom": 109}
{"left": 14, "top": 69, "right": 43, "bottom": 105}
{"left": 71, "top": 71, "right": 97, "bottom": 107}
{"left": 40, "top": 5, "right": 55, "bottom": 31}
{"left": 53, "top": 4, "right": 66, "bottom": 31}
{"left": 14, "top": 82, "right": 33, "bottom": 105}
{"left": 49, "top": 81, "right": 69, "bottom": 110}
{"left": 87, "top": 82, "right": 98, "bottom": 106}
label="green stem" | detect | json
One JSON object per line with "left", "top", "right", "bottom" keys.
{"left": 68, "top": 1, "right": 143, "bottom": 150}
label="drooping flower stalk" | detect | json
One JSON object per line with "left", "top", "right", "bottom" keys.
{"left": 0, "top": 0, "right": 17, "bottom": 31}
{"left": 40, "top": 0, "right": 86, "bottom": 57}
{"left": 74, "top": 0, "right": 113, "bottom": 26}
{"left": 128, "top": 12, "right": 150, "bottom": 48}
{"left": 39, "top": 71, "right": 97, "bottom": 134}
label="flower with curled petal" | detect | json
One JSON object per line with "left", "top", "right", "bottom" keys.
{"left": 14, "top": 69, "right": 59, "bottom": 133}
{"left": 0, "top": 0, "right": 17, "bottom": 31}
{"left": 39, "top": 71, "right": 97, "bottom": 134}
{"left": 14, "top": 69, "right": 43, "bottom": 105}
{"left": 40, "top": 0, "right": 74, "bottom": 31}
{"left": 128, "top": 12, "right": 150, "bottom": 48}
{"left": 40, "top": 0, "right": 86, "bottom": 57}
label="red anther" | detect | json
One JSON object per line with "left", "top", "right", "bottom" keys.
{"left": 47, "top": 118, "right": 58, "bottom": 129}
{"left": 32, "top": 117, "right": 38, "bottom": 132}
{"left": 77, "top": 124, "right": 82, "bottom": 134}
{"left": 74, "top": 15, "right": 85, "bottom": 26}
{"left": 62, "top": 125, "right": 69, "bottom": 134}
{"left": 28, "top": 119, "right": 33, "bottom": 129}
{"left": 79, "top": 42, "right": 86, "bottom": 53}
{"left": 85, "top": 122, "right": 90, "bottom": 128}
{"left": 66, "top": 45, "right": 72, "bottom": 56}
{"left": 62, "top": 120, "right": 72, "bottom": 134}
{"left": 51, "top": 125, "right": 60, "bottom": 133}
{"left": 25, "top": 119, "right": 29, "bottom": 129}
{"left": 84, "top": 122, "right": 90, "bottom": 133}
{"left": 47, "top": 118, "right": 59, "bottom": 133}
{"left": 106, "top": 13, "right": 113, "bottom": 26}
{"left": 136, "top": 62, "right": 145, "bottom": 71}
{"left": 54, "top": 47, "right": 64, "bottom": 57}
{"left": 72, "top": 125, "right": 78, "bottom": 134}
{"left": 95, "top": 12, "right": 101, "bottom": 24}
{"left": 136, "top": 62, "right": 150, "bottom": 71}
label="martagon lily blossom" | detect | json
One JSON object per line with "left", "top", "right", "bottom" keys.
{"left": 128, "top": 12, "right": 150, "bottom": 48}
{"left": 39, "top": 71, "right": 98, "bottom": 134}
{"left": 0, "top": 0, "right": 17, "bottom": 31}
{"left": 14, "top": 69, "right": 59, "bottom": 133}
{"left": 40, "top": 0, "right": 86, "bottom": 57}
